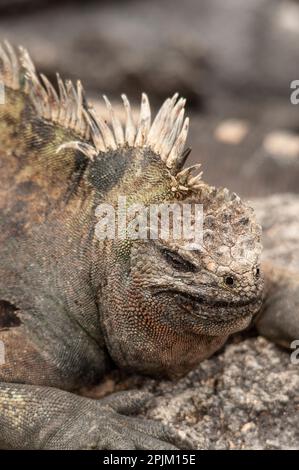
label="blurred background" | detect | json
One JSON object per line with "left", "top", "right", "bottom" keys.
{"left": 1, "top": 0, "right": 299, "bottom": 198}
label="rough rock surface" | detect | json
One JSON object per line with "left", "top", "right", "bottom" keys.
{"left": 144, "top": 337, "right": 299, "bottom": 450}
{"left": 84, "top": 336, "right": 299, "bottom": 450}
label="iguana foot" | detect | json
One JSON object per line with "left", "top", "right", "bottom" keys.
{"left": 44, "top": 390, "right": 194, "bottom": 450}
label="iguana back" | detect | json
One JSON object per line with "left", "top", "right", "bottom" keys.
{"left": 0, "top": 43, "right": 107, "bottom": 389}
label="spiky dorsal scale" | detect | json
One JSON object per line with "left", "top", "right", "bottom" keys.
{"left": 0, "top": 41, "right": 205, "bottom": 202}
{"left": 0, "top": 44, "right": 98, "bottom": 224}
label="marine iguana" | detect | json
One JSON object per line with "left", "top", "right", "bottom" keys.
{"left": 0, "top": 41, "right": 297, "bottom": 449}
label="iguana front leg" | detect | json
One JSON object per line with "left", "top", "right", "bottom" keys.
{"left": 0, "top": 383, "right": 192, "bottom": 449}
{"left": 255, "top": 263, "right": 299, "bottom": 349}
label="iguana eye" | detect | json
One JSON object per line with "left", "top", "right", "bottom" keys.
{"left": 162, "top": 249, "right": 196, "bottom": 272}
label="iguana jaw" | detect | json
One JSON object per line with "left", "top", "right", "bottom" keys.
{"left": 150, "top": 283, "right": 264, "bottom": 337}
{"left": 176, "top": 292, "right": 263, "bottom": 334}
{"left": 159, "top": 287, "right": 264, "bottom": 330}
{"left": 99, "top": 243, "right": 263, "bottom": 378}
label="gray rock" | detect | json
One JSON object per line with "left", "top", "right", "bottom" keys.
{"left": 141, "top": 336, "right": 299, "bottom": 450}
{"left": 82, "top": 336, "right": 299, "bottom": 450}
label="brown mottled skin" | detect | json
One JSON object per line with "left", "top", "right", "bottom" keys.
{"left": 0, "top": 52, "right": 298, "bottom": 450}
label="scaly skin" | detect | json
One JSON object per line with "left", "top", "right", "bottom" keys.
{"left": 0, "top": 42, "right": 297, "bottom": 450}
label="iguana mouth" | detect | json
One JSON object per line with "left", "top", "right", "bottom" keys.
{"left": 175, "top": 291, "right": 261, "bottom": 309}
{"left": 154, "top": 288, "right": 262, "bottom": 310}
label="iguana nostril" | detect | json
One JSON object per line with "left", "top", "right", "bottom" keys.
{"left": 255, "top": 267, "right": 260, "bottom": 278}
{"left": 225, "top": 276, "right": 234, "bottom": 286}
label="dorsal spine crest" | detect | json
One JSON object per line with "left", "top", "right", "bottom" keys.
{"left": 0, "top": 40, "right": 203, "bottom": 195}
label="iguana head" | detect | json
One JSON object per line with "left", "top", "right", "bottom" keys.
{"left": 62, "top": 94, "right": 264, "bottom": 377}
